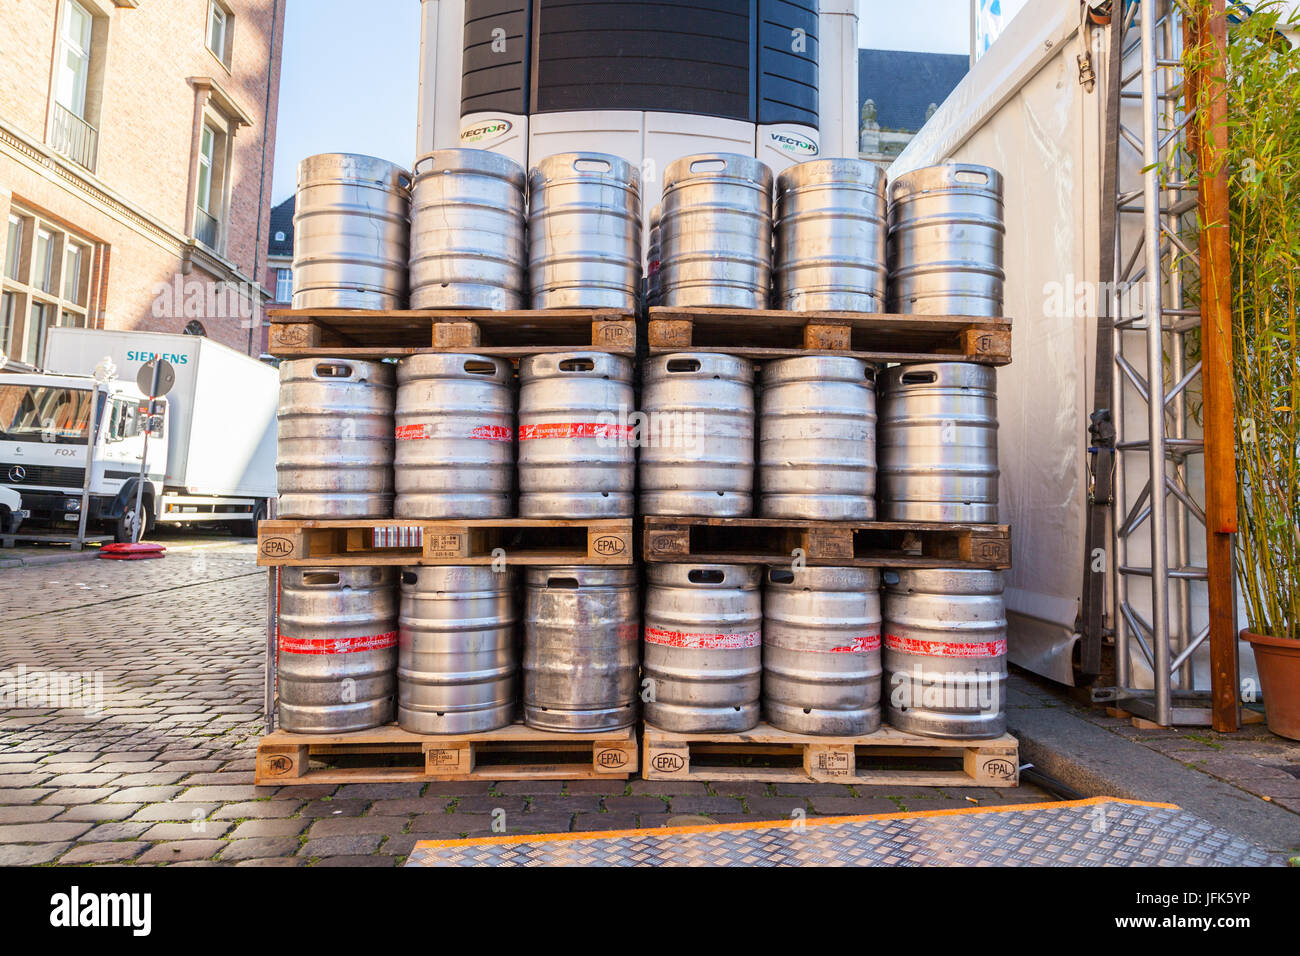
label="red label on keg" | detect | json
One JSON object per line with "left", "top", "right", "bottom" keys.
{"left": 518, "top": 422, "right": 633, "bottom": 441}
{"left": 828, "top": 633, "right": 881, "bottom": 653}
{"left": 395, "top": 423, "right": 513, "bottom": 441}
{"left": 643, "top": 626, "right": 760, "bottom": 650}
{"left": 395, "top": 424, "right": 428, "bottom": 441}
{"left": 884, "top": 634, "right": 1007, "bottom": 658}
{"left": 278, "top": 631, "right": 398, "bottom": 655}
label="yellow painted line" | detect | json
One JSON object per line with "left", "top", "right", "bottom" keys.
{"left": 411, "top": 795, "right": 1180, "bottom": 852}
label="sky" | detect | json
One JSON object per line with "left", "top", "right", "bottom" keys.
{"left": 858, "top": 0, "right": 970, "bottom": 55}
{"left": 270, "top": 0, "right": 421, "bottom": 204}
{"left": 270, "top": 0, "right": 992, "bottom": 205}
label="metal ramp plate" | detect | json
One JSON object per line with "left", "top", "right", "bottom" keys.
{"left": 405, "top": 798, "right": 1277, "bottom": 867}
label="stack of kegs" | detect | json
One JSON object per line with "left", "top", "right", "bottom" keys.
{"left": 278, "top": 150, "right": 648, "bottom": 737}
{"left": 278, "top": 147, "right": 1010, "bottom": 744}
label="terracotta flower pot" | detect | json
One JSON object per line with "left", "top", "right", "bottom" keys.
{"left": 1243, "top": 629, "right": 1300, "bottom": 741}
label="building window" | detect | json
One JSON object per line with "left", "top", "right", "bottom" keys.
{"left": 197, "top": 126, "right": 215, "bottom": 211}
{"left": 195, "top": 124, "right": 220, "bottom": 248}
{"left": 208, "top": 1, "right": 232, "bottom": 65}
{"left": 4, "top": 217, "right": 21, "bottom": 281}
{"left": 25, "top": 302, "right": 50, "bottom": 366}
{"left": 56, "top": 0, "right": 92, "bottom": 117}
{"left": 187, "top": 79, "right": 248, "bottom": 256}
{"left": 63, "top": 243, "right": 85, "bottom": 303}
{"left": 50, "top": 0, "right": 100, "bottom": 170}
{"left": 275, "top": 268, "right": 292, "bottom": 302}
{"left": 34, "top": 229, "right": 56, "bottom": 295}
{"left": 183, "top": 320, "right": 208, "bottom": 336}
{"left": 0, "top": 205, "right": 98, "bottom": 367}
{"left": 1, "top": 292, "right": 15, "bottom": 360}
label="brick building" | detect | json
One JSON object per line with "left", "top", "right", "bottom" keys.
{"left": 0, "top": 0, "right": 286, "bottom": 364}
{"left": 259, "top": 193, "right": 291, "bottom": 353}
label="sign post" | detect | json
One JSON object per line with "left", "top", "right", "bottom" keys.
{"left": 131, "top": 358, "right": 175, "bottom": 544}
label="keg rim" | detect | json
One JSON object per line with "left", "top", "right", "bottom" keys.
{"left": 759, "top": 354, "right": 875, "bottom": 386}
{"left": 765, "top": 565, "right": 882, "bottom": 590}
{"left": 646, "top": 563, "right": 762, "bottom": 588}
{"left": 412, "top": 148, "right": 527, "bottom": 188}
{"left": 278, "top": 357, "right": 397, "bottom": 386}
{"left": 400, "top": 565, "right": 517, "bottom": 589}
{"left": 883, "top": 567, "right": 1006, "bottom": 594}
{"left": 888, "top": 162, "right": 1005, "bottom": 202}
{"left": 643, "top": 352, "right": 756, "bottom": 383}
{"left": 296, "top": 153, "right": 413, "bottom": 192}
{"left": 879, "top": 361, "right": 998, "bottom": 392}
{"left": 524, "top": 566, "right": 639, "bottom": 586}
{"left": 663, "top": 153, "right": 774, "bottom": 192}
{"left": 396, "top": 353, "right": 516, "bottom": 384}
{"left": 527, "top": 151, "right": 643, "bottom": 193}
{"left": 517, "top": 350, "right": 635, "bottom": 382}
{"left": 776, "top": 157, "right": 887, "bottom": 194}
{"left": 284, "top": 565, "right": 400, "bottom": 588}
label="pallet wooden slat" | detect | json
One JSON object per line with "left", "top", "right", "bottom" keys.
{"left": 647, "top": 306, "right": 1012, "bottom": 365}
{"left": 256, "top": 723, "right": 638, "bottom": 785}
{"left": 257, "top": 518, "right": 634, "bottom": 567}
{"left": 642, "top": 516, "right": 1011, "bottom": 569}
{"left": 642, "top": 723, "right": 1020, "bottom": 788}
{"left": 267, "top": 307, "right": 636, "bottom": 358}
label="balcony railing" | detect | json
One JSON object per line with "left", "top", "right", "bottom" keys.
{"left": 194, "top": 208, "right": 220, "bottom": 250}
{"left": 50, "top": 102, "right": 98, "bottom": 171}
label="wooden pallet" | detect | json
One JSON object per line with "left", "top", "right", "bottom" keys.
{"left": 643, "top": 723, "right": 1020, "bottom": 788}
{"left": 257, "top": 517, "right": 634, "bottom": 567}
{"left": 256, "top": 723, "right": 638, "bottom": 785}
{"left": 267, "top": 308, "right": 637, "bottom": 358}
{"left": 642, "top": 516, "right": 1011, "bottom": 569}
{"left": 647, "top": 307, "right": 1011, "bottom": 365}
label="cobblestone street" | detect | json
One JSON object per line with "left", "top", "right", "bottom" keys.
{"left": 0, "top": 541, "right": 1057, "bottom": 866}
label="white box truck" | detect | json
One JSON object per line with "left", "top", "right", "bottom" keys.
{"left": 0, "top": 329, "right": 277, "bottom": 542}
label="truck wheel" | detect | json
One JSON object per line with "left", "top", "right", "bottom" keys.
{"left": 242, "top": 500, "right": 267, "bottom": 538}
{"left": 115, "top": 499, "right": 152, "bottom": 544}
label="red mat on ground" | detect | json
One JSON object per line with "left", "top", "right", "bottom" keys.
{"left": 98, "top": 543, "right": 166, "bottom": 560}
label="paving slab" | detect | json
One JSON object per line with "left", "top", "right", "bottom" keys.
{"left": 1007, "top": 675, "right": 1300, "bottom": 857}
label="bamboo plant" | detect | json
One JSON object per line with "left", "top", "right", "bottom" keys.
{"left": 1218, "top": 2, "right": 1300, "bottom": 640}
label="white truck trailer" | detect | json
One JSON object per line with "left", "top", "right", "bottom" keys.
{"left": 0, "top": 329, "right": 277, "bottom": 543}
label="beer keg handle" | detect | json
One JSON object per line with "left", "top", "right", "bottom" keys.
{"left": 900, "top": 370, "right": 938, "bottom": 385}
{"left": 951, "top": 165, "right": 992, "bottom": 186}
{"left": 412, "top": 154, "right": 436, "bottom": 178}
{"left": 313, "top": 362, "right": 356, "bottom": 382}
{"left": 665, "top": 358, "right": 702, "bottom": 373}
{"left": 688, "top": 157, "right": 728, "bottom": 175}
{"left": 687, "top": 568, "right": 726, "bottom": 585}
{"left": 300, "top": 571, "right": 342, "bottom": 589}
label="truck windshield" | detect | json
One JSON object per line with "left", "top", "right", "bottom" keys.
{"left": 0, "top": 385, "right": 96, "bottom": 445}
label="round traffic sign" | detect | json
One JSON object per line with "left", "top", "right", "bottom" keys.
{"left": 137, "top": 358, "right": 176, "bottom": 398}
